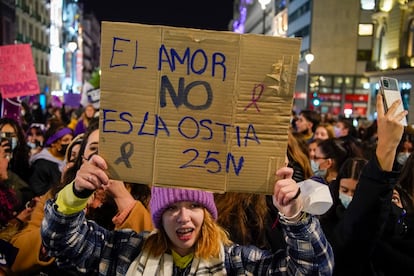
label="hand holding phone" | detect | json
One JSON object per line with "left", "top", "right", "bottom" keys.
{"left": 378, "top": 77, "right": 408, "bottom": 126}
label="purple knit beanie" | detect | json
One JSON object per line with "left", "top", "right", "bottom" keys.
{"left": 150, "top": 186, "right": 218, "bottom": 229}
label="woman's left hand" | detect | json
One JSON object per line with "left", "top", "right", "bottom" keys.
{"left": 272, "top": 166, "right": 303, "bottom": 217}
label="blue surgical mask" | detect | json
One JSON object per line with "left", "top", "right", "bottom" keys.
{"left": 311, "top": 159, "right": 319, "bottom": 172}
{"left": 27, "top": 141, "right": 36, "bottom": 149}
{"left": 339, "top": 192, "right": 353, "bottom": 209}
{"left": 10, "top": 137, "right": 17, "bottom": 151}
{"left": 311, "top": 159, "right": 327, "bottom": 177}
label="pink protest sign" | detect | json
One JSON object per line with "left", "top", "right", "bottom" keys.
{"left": 0, "top": 44, "right": 40, "bottom": 99}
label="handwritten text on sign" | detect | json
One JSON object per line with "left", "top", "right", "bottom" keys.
{"left": 99, "top": 22, "right": 300, "bottom": 193}
{"left": 0, "top": 44, "right": 40, "bottom": 99}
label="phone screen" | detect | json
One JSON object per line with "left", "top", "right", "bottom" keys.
{"left": 379, "top": 77, "right": 407, "bottom": 126}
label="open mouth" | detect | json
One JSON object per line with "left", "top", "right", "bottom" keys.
{"left": 177, "top": 228, "right": 194, "bottom": 240}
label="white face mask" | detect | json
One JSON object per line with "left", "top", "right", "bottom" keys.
{"left": 10, "top": 137, "right": 18, "bottom": 151}
{"left": 396, "top": 152, "right": 411, "bottom": 166}
{"left": 311, "top": 159, "right": 327, "bottom": 178}
{"left": 334, "top": 126, "right": 342, "bottom": 137}
{"left": 339, "top": 192, "right": 353, "bottom": 209}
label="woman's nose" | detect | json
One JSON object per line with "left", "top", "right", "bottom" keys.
{"left": 176, "top": 207, "right": 190, "bottom": 223}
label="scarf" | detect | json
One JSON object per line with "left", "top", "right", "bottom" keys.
{"left": 126, "top": 243, "right": 226, "bottom": 275}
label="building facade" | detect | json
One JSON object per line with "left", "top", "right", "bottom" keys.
{"left": 0, "top": 0, "right": 101, "bottom": 116}
{"left": 233, "top": 0, "right": 414, "bottom": 124}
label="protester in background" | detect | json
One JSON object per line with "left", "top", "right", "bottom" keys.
{"left": 290, "top": 109, "right": 298, "bottom": 132}
{"left": 61, "top": 133, "right": 84, "bottom": 182}
{"left": 0, "top": 139, "right": 37, "bottom": 276}
{"left": 74, "top": 104, "right": 96, "bottom": 136}
{"left": 393, "top": 131, "right": 414, "bottom": 170}
{"left": 324, "top": 94, "right": 414, "bottom": 275}
{"left": 311, "top": 138, "right": 348, "bottom": 185}
{"left": 11, "top": 118, "right": 153, "bottom": 275}
{"left": 26, "top": 123, "right": 46, "bottom": 157}
{"left": 334, "top": 117, "right": 357, "bottom": 138}
{"left": 29, "top": 124, "right": 73, "bottom": 196}
{"left": 0, "top": 118, "right": 32, "bottom": 184}
{"left": 314, "top": 123, "right": 335, "bottom": 140}
{"left": 307, "top": 138, "right": 321, "bottom": 161}
{"left": 319, "top": 157, "right": 369, "bottom": 240}
{"left": 287, "top": 130, "right": 313, "bottom": 183}
{"left": 0, "top": 140, "right": 36, "bottom": 231}
{"left": 295, "top": 109, "right": 321, "bottom": 143}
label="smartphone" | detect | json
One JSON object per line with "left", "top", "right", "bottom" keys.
{"left": 378, "top": 77, "right": 407, "bottom": 126}
{"left": 0, "top": 137, "right": 12, "bottom": 153}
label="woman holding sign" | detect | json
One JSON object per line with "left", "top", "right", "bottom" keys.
{"left": 41, "top": 147, "right": 334, "bottom": 274}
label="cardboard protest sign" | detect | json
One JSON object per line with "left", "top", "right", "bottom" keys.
{"left": 99, "top": 22, "right": 301, "bottom": 194}
{"left": 0, "top": 44, "right": 40, "bottom": 99}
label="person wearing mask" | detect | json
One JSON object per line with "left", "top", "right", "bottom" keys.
{"left": 393, "top": 131, "right": 414, "bottom": 170}
{"left": 29, "top": 125, "right": 73, "bottom": 196}
{"left": 0, "top": 118, "right": 32, "bottom": 184}
{"left": 40, "top": 157, "right": 334, "bottom": 274}
{"left": 311, "top": 138, "right": 348, "bottom": 185}
{"left": 25, "top": 123, "right": 46, "bottom": 157}
{"left": 319, "top": 157, "right": 368, "bottom": 240}
{"left": 11, "top": 118, "right": 153, "bottom": 275}
{"left": 321, "top": 93, "right": 414, "bottom": 275}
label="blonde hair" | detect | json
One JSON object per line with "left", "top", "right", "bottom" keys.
{"left": 215, "top": 192, "right": 269, "bottom": 248}
{"left": 316, "top": 123, "right": 335, "bottom": 139}
{"left": 143, "top": 209, "right": 231, "bottom": 259}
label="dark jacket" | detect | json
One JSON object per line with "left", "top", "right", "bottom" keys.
{"left": 319, "top": 155, "right": 414, "bottom": 275}
{"left": 29, "top": 148, "right": 65, "bottom": 196}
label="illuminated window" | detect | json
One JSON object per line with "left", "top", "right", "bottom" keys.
{"left": 358, "top": 24, "right": 373, "bottom": 36}
{"left": 360, "top": 0, "right": 375, "bottom": 10}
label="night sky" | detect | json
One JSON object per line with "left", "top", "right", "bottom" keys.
{"left": 81, "top": 0, "right": 235, "bottom": 31}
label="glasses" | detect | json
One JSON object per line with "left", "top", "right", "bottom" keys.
{"left": 314, "top": 156, "right": 328, "bottom": 160}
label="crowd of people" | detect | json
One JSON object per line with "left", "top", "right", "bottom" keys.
{"left": 0, "top": 92, "right": 412, "bottom": 275}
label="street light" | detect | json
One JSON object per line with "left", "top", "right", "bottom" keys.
{"left": 67, "top": 41, "right": 77, "bottom": 92}
{"left": 305, "top": 53, "right": 314, "bottom": 65}
{"left": 258, "top": 0, "right": 271, "bottom": 34}
{"left": 304, "top": 52, "right": 314, "bottom": 108}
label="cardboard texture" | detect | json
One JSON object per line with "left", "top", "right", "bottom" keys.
{"left": 99, "top": 21, "right": 301, "bottom": 194}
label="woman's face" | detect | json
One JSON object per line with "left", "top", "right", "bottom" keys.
{"left": 69, "top": 144, "right": 81, "bottom": 163}
{"left": 85, "top": 105, "right": 96, "bottom": 119}
{"left": 392, "top": 189, "right": 403, "bottom": 208}
{"left": 0, "top": 123, "right": 18, "bottom": 145}
{"left": 314, "top": 126, "right": 329, "bottom": 140}
{"left": 83, "top": 130, "right": 99, "bottom": 160}
{"left": 0, "top": 124, "right": 15, "bottom": 134}
{"left": 27, "top": 127, "right": 44, "bottom": 144}
{"left": 308, "top": 141, "right": 318, "bottom": 160}
{"left": 314, "top": 146, "right": 331, "bottom": 170}
{"left": 162, "top": 201, "right": 204, "bottom": 256}
{"left": 339, "top": 178, "right": 358, "bottom": 197}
